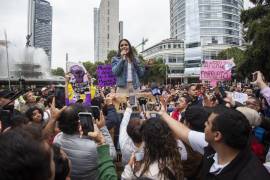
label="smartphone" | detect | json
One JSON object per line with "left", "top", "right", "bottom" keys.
{"left": 129, "top": 95, "right": 137, "bottom": 106}
{"left": 78, "top": 112, "right": 94, "bottom": 135}
{"left": 90, "top": 106, "right": 100, "bottom": 120}
{"left": 135, "top": 152, "right": 144, "bottom": 161}
{"left": 219, "top": 86, "right": 227, "bottom": 98}
{"left": 54, "top": 85, "right": 65, "bottom": 108}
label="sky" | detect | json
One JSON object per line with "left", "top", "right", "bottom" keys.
{"left": 0, "top": 0, "right": 253, "bottom": 69}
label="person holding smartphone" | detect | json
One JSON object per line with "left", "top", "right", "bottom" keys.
{"left": 112, "top": 39, "right": 145, "bottom": 95}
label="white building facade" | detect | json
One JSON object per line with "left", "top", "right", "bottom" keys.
{"left": 170, "top": 0, "right": 244, "bottom": 81}
{"left": 141, "top": 38, "right": 185, "bottom": 82}
{"left": 94, "top": 0, "right": 123, "bottom": 62}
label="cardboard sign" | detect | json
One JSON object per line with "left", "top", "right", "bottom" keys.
{"left": 66, "top": 62, "right": 91, "bottom": 105}
{"left": 200, "top": 60, "right": 235, "bottom": 81}
{"left": 97, "top": 65, "right": 116, "bottom": 87}
{"left": 232, "top": 92, "right": 248, "bottom": 104}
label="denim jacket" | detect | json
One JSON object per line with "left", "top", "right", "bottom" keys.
{"left": 111, "top": 56, "right": 145, "bottom": 89}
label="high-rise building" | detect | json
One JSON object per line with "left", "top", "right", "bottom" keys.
{"left": 170, "top": 0, "right": 244, "bottom": 81}
{"left": 94, "top": 0, "right": 123, "bottom": 62}
{"left": 28, "top": 0, "right": 52, "bottom": 67}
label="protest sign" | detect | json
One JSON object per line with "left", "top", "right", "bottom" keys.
{"left": 200, "top": 59, "right": 235, "bottom": 81}
{"left": 232, "top": 92, "right": 248, "bottom": 104}
{"left": 97, "top": 65, "right": 116, "bottom": 87}
{"left": 66, "top": 62, "right": 90, "bottom": 105}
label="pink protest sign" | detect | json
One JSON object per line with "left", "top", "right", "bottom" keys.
{"left": 200, "top": 60, "right": 234, "bottom": 81}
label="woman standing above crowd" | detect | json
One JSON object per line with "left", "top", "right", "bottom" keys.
{"left": 112, "top": 39, "right": 145, "bottom": 95}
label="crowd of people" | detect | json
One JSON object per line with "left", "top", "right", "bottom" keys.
{"left": 1, "top": 38, "right": 270, "bottom": 180}
{"left": 0, "top": 70, "right": 270, "bottom": 180}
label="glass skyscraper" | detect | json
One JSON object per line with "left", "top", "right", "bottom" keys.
{"left": 170, "top": 0, "right": 244, "bottom": 78}
{"left": 28, "top": 0, "right": 52, "bottom": 67}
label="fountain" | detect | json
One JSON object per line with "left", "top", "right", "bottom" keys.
{"left": 0, "top": 40, "right": 64, "bottom": 87}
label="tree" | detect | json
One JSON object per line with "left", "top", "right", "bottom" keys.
{"left": 216, "top": 47, "right": 246, "bottom": 79}
{"left": 141, "top": 57, "right": 168, "bottom": 84}
{"left": 83, "top": 61, "right": 104, "bottom": 79}
{"left": 51, "top": 67, "right": 65, "bottom": 77}
{"left": 106, "top": 50, "right": 117, "bottom": 64}
{"left": 240, "top": 0, "right": 270, "bottom": 80}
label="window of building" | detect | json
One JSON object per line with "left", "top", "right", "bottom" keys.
{"left": 168, "top": 44, "right": 171, "bottom": 48}
{"left": 168, "top": 58, "right": 177, "bottom": 63}
{"left": 186, "top": 42, "right": 201, "bottom": 48}
{"left": 212, "top": 36, "right": 218, "bottom": 44}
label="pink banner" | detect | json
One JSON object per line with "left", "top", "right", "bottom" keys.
{"left": 200, "top": 60, "right": 234, "bottom": 81}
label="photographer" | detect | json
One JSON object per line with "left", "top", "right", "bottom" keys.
{"left": 0, "top": 89, "right": 21, "bottom": 132}
{"left": 159, "top": 103, "right": 270, "bottom": 179}
{"left": 53, "top": 104, "right": 116, "bottom": 180}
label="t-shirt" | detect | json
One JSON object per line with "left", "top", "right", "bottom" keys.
{"left": 127, "top": 63, "right": 132, "bottom": 82}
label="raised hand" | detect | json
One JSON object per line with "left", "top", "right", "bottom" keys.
{"left": 88, "top": 124, "right": 105, "bottom": 146}
{"left": 50, "top": 97, "right": 66, "bottom": 121}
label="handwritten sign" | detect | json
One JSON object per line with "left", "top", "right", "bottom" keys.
{"left": 97, "top": 65, "right": 116, "bottom": 87}
{"left": 200, "top": 60, "right": 234, "bottom": 81}
{"left": 232, "top": 92, "right": 248, "bottom": 104}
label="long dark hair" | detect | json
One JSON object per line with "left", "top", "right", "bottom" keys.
{"left": 117, "top": 39, "right": 135, "bottom": 61}
{"left": 140, "top": 118, "right": 184, "bottom": 179}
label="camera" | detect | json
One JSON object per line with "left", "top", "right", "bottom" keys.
{"left": 129, "top": 95, "right": 137, "bottom": 107}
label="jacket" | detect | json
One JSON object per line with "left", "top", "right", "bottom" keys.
{"left": 112, "top": 56, "right": 145, "bottom": 90}
{"left": 200, "top": 146, "right": 270, "bottom": 180}
{"left": 97, "top": 145, "right": 118, "bottom": 180}
{"left": 53, "top": 127, "right": 116, "bottom": 180}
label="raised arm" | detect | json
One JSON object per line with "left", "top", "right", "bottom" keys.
{"left": 88, "top": 125, "right": 118, "bottom": 180}
{"left": 97, "top": 112, "right": 116, "bottom": 159}
{"left": 159, "top": 109, "right": 191, "bottom": 145}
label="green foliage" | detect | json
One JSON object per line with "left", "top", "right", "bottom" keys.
{"left": 51, "top": 67, "right": 65, "bottom": 77}
{"left": 106, "top": 50, "right": 117, "bottom": 64}
{"left": 83, "top": 61, "right": 104, "bottom": 79}
{"left": 240, "top": 1, "right": 270, "bottom": 80}
{"left": 217, "top": 47, "right": 246, "bottom": 79}
{"left": 141, "top": 57, "right": 168, "bottom": 84}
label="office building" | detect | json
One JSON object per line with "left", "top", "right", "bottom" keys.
{"left": 94, "top": 0, "right": 123, "bottom": 62}
{"left": 170, "top": 0, "right": 244, "bottom": 81}
{"left": 28, "top": 0, "right": 52, "bottom": 67}
{"left": 141, "top": 38, "right": 185, "bottom": 83}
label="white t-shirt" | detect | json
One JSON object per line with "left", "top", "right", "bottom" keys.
{"left": 188, "top": 130, "right": 229, "bottom": 175}
{"left": 127, "top": 62, "right": 132, "bottom": 82}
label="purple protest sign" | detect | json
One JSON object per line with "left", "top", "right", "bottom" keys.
{"left": 97, "top": 65, "right": 116, "bottom": 87}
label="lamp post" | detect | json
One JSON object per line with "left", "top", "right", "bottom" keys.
{"left": 4, "top": 30, "right": 11, "bottom": 90}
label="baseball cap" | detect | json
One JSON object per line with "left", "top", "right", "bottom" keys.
{"left": 0, "top": 89, "right": 15, "bottom": 99}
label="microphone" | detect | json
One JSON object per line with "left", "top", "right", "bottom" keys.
{"left": 138, "top": 97, "right": 147, "bottom": 112}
